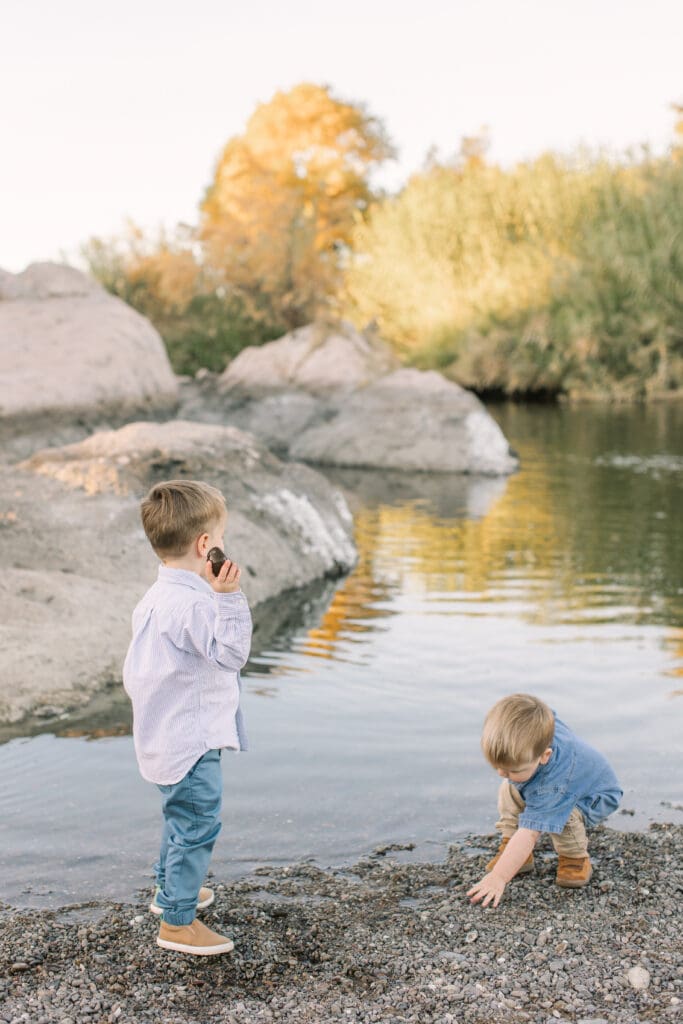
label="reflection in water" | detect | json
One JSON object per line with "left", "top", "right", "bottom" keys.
{"left": 285, "top": 402, "right": 683, "bottom": 666}
{"left": 7, "top": 402, "right": 682, "bottom": 728}
{"left": 2, "top": 403, "right": 683, "bottom": 907}
{"left": 292, "top": 470, "right": 511, "bottom": 662}
{"left": 663, "top": 629, "right": 683, "bottom": 696}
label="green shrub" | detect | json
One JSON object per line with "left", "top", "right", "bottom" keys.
{"left": 345, "top": 152, "right": 683, "bottom": 398}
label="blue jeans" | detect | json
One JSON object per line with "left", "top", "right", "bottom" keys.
{"left": 154, "top": 749, "right": 222, "bottom": 926}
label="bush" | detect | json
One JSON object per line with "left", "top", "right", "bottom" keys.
{"left": 344, "top": 152, "right": 683, "bottom": 398}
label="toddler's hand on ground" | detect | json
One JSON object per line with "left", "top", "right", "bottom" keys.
{"left": 204, "top": 556, "right": 242, "bottom": 593}
{"left": 467, "top": 872, "right": 506, "bottom": 908}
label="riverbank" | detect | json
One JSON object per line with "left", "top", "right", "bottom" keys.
{"left": 1, "top": 825, "right": 680, "bottom": 1024}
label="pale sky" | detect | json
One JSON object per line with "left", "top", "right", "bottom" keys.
{"left": 1, "top": 0, "right": 681, "bottom": 272}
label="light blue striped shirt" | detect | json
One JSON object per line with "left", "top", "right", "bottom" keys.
{"left": 122, "top": 566, "right": 252, "bottom": 785}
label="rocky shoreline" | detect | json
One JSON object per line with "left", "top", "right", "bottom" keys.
{"left": 1, "top": 825, "right": 680, "bottom": 1024}
{"left": 0, "top": 263, "right": 521, "bottom": 729}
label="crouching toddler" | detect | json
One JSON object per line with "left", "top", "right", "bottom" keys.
{"left": 468, "top": 693, "right": 622, "bottom": 908}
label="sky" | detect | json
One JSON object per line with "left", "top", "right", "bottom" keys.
{"left": 1, "top": 0, "right": 681, "bottom": 272}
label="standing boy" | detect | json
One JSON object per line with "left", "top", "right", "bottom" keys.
{"left": 468, "top": 693, "right": 622, "bottom": 908}
{"left": 123, "top": 479, "right": 252, "bottom": 955}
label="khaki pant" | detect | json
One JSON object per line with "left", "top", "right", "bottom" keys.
{"left": 496, "top": 781, "right": 588, "bottom": 858}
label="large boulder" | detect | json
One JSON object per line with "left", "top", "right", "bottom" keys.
{"left": 20, "top": 420, "right": 357, "bottom": 589}
{"left": 291, "top": 369, "right": 518, "bottom": 475}
{"left": 219, "top": 320, "right": 400, "bottom": 395}
{"left": 205, "top": 323, "right": 518, "bottom": 475}
{"left": 0, "top": 420, "right": 356, "bottom": 724}
{"left": 0, "top": 262, "right": 179, "bottom": 425}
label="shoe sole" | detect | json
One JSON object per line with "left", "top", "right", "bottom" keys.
{"left": 149, "top": 891, "right": 215, "bottom": 916}
{"left": 157, "top": 937, "right": 234, "bottom": 956}
{"left": 556, "top": 866, "right": 593, "bottom": 888}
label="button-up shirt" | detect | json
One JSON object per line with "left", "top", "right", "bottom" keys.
{"left": 123, "top": 566, "right": 252, "bottom": 785}
{"left": 514, "top": 715, "right": 622, "bottom": 834}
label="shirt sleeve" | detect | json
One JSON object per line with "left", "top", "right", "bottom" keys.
{"left": 518, "top": 788, "right": 578, "bottom": 835}
{"left": 168, "top": 591, "right": 253, "bottom": 671}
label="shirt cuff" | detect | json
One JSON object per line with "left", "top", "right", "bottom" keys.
{"left": 215, "top": 590, "right": 250, "bottom": 611}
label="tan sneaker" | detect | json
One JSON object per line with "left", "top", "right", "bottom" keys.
{"left": 157, "top": 918, "right": 235, "bottom": 956}
{"left": 486, "top": 835, "right": 535, "bottom": 875}
{"left": 556, "top": 855, "right": 592, "bottom": 888}
{"left": 150, "top": 885, "right": 214, "bottom": 916}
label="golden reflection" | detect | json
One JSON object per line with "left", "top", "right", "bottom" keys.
{"left": 662, "top": 630, "right": 683, "bottom": 692}
{"left": 298, "top": 509, "right": 396, "bottom": 659}
{"left": 301, "top": 456, "right": 560, "bottom": 658}
{"left": 299, "top": 422, "right": 681, "bottom": 659}
{"left": 60, "top": 725, "right": 130, "bottom": 740}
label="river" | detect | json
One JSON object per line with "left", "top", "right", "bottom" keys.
{"left": 1, "top": 402, "right": 681, "bottom": 907}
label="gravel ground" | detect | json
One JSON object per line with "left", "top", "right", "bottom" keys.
{"left": 1, "top": 825, "right": 681, "bottom": 1024}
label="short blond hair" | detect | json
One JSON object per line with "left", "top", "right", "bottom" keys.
{"left": 140, "top": 479, "right": 226, "bottom": 558}
{"left": 481, "top": 693, "right": 555, "bottom": 768}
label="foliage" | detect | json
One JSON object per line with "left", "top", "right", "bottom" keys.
{"left": 200, "top": 82, "right": 394, "bottom": 329}
{"left": 83, "top": 88, "right": 683, "bottom": 397}
{"left": 83, "top": 83, "right": 393, "bottom": 373}
{"left": 82, "top": 224, "right": 278, "bottom": 374}
{"left": 344, "top": 149, "right": 683, "bottom": 398}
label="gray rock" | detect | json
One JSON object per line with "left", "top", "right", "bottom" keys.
{"left": 0, "top": 262, "right": 100, "bottom": 300}
{"left": 291, "top": 369, "right": 518, "bottom": 475}
{"left": 0, "top": 262, "right": 178, "bottom": 425}
{"left": 219, "top": 320, "right": 400, "bottom": 395}
{"left": 218, "top": 391, "right": 327, "bottom": 456}
{"left": 0, "top": 420, "right": 355, "bottom": 725}
{"left": 627, "top": 965, "right": 651, "bottom": 990}
{"left": 211, "top": 323, "right": 518, "bottom": 476}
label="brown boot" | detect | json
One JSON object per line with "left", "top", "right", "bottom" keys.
{"left": 556, "top": 855, "right": 592, "bottom": 888}
{"left": 157, "top": 918, "right": 235, "bottom": 956}
{"left": 486, "top": 835, "right": 534, "bottom": 875}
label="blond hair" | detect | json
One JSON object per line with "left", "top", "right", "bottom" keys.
{"left": 481, "top": 693, "right": 555, "bottom": 768}
{"left": 140, "top": 479, "right": 226, "bottom": 558}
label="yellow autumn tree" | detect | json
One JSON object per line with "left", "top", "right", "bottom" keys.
{"left": 200, "top": 83, "right": 394, "bottom": 329}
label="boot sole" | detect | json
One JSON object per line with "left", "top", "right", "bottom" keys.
{"left": 157, "top": 937, "right": 234, "bottom": 956}
{"left": 150, "top": 891, "right": 215, "bottom": 916}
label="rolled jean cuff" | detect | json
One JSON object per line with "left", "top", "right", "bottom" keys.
{"left": 162, "top": 909, "right": 196, "bottom": 927}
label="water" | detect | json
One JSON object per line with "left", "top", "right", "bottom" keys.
{"left": 1, "top": 403, "right": 682, "bottom": 907}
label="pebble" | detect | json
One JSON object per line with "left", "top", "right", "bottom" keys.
{"left": 627, "top": 965, "right": 651, "bottom": 990}
{"left": 0, "top": 826, "right": 679, "bottom": 1024}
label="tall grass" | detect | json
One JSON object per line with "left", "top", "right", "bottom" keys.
{"left": 344, "top": 152, "right": 683, "bottom": 398}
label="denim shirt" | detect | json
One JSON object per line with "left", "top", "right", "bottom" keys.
{"left": 513, "top": 715, "right": 622, "bottom": 834}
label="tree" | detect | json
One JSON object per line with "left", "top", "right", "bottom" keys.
{"left": 200, "top": 83, "right": 394, "bottom": 329}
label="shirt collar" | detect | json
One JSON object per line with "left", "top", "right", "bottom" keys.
{"left": 158, "top": 565, "right": 213, "bottom": 594}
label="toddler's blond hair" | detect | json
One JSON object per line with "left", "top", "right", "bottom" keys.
{"left": 481, "top": 693, "right": 555, "bottom": 769}
{"left": 140, "top": 479, "right": 226, "bottom": 558}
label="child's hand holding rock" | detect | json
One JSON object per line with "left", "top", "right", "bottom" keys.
{"left": 205, "top": 548, "right": 242, "bottom": 593}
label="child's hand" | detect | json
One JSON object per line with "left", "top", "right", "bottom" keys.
{"left": 204, "top": 555, "right": 242, "bottom": 593}
{"left": 467, "top": 872, "right": 506, "bottom": 908}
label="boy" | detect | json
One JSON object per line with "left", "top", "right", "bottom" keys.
{"left": 123, "top": 479, "right": 252, "bottom": 955}
{"left": 468, "top": 693, "right": 622, "bottom": 909}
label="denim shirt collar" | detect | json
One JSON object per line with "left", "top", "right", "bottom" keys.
{"left": 158, "top": 565, "right": 213, "bottom": 594}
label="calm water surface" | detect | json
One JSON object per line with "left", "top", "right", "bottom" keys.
{"left": 1, "top": 403, "right": 682, "bottom": 907}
